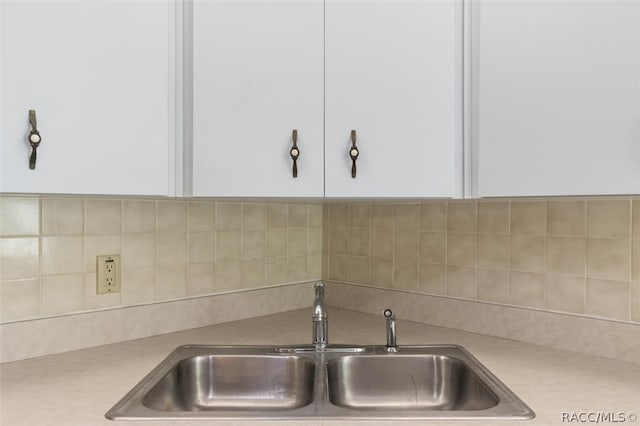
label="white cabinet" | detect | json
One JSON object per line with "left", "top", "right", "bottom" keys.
{"left": 191, "top": 0, "right": 462, "bottom": 198}
{"left": 472, "top": 0, "right": 640, "bottom": 197}
{"left": 191, "top": 0, "right": 324, "bottom": 197}
{"left": 325, "top": 0, "right": 463, "bottom": 198}
{"left": 1, "top": 0, "right": 172, "bottom": 196}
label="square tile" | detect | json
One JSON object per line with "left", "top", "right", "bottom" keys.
{"left": 420, "top": 202, "right": 446, "bottom": 232}
{"left": 348, "top": 256, "right": 370, "bottom": 285}
{"left": 288, "top": 204, "right": 308, "bottom": 227}
{"left": 266, "top": 257, "right": 287, "bottom": 285}
{"left": 243, "top": 259, "right": 266, "bottom": 289}
{"left": 329, "top": 204, "right": 349, "bottom": 227}
{"left": 242, "top": 204, "right": 266, "bottom": 229}
{"left": 85, "top": 199, "right": 122, "bottom": 235}
{"left": 510, "top": 201, "right": 546, "bottom": 235}
{"left": 156, "top": 266, "right": 187, "bottom": 300}
{"left": 307, "top": 255, "right": 322, "bottom": 281}
{"left": 547, "top": 200, "right": 586, "bottom": 236}
{"left": 446, "top": 233, "right": 476, "bottom": 267}
{"left": 587, "top": 238, "right": 630, "bottom": 281}
{"left": 394, "top": 204, "right": 420, "bottom": 229}
{"left": 420, "top": 232, "right": 446, "bottom": 264}
{"left": 478, "top": 202, "right": 509, "bottom": 234}
{"left": 547, "top": 275, "right": 585, "bottom": 314}
{"left": 348, "top": 228, "right": 369, "bottom": 257}
{"left": 266, "top": 204, "right": 288, "bottom": 228}
{"left": 477, "top": 268, "right": 509, "bottom": 303}
{"left": 158, "top": 201, "right": 187, "bottom": 232}
{"left": 287, "top": 228, "right": 308, "bottom": 257}
{"left": 157, "top": 233, "right": 187, "bottom": 266}
{"left": 419, "top": 263, "right": 446, "bottom": 295}
{"left": 477, "top": 234, "right": 509, "bottom": 269}
{"left": 586, "top": 278, "right": 630, "bottom": 321}
{"left": 287, "top": 256, "right": 307, "bottom": 283}
{"left": 43, "top": 198, "right": 83, "bottom": 235}
{"left": 42, "top": 274, "right": 84, "bottom": 316}
{"left": 216, "top": 203, "right": 241, "bottom": 231}
{"left": 123, "top": 233, "right": 155, "bottom": 268}
{"left": 42, "top": 236, "right": 84, "bottom": 275}
{"left": 370, "top": 204, "right": 394, "bottom": 228}
{"left": 371, "top": 260, "right": 393, "bottom": 288}
{"left": 510, "top": 271, "right": 545, "bottom": 308}
{"left": 308, "top": 205, "right": 323, "bottom": 228}
{"left": 0, "top": 237, "right": 39, "bottom": 280}
{"left": 394, "top": 230, "right": 419, "bottom": 261}
{"left": 587, "top": 200, "right": 631, "bottom": 238}
{"left": 446, "top": 266, "right": 476, "bottom": 299}
{"left": 370, "top": 229, "right": 393, "bottom": 260}
{"left": 308, "top": 228, "right": 322, "bottom": 257}
{"left": 0, "top": 279, "right": 40, "bottom": 321}
{"left": 266, "top": 229, "right": 287, "bottom": 257}
{"left": 122, "top": 267, "right": 156, "bottom": 304}
{"left": 447, "top": 202, "right": 477, "bottom": 233}
{"left": 0, "top": 197, "right": 39, "bottom": 236}
{"left": 123, "top": 200, "right": 156, "bottom": 233}
{"left": 243, "top": 230, "right": 266, "bottom": 260}
{"left": 510, "top": 235, "right": 545, "bottom": 273}
{"left": 349, "top": 204, "right": 371, "bottom": 228}
{"left": 547, "top": 237, "right": 586, "bottom": 276}
{"left": 329, "top": 228, "right": 348, "bottom": 256}
{"left": 216, "top": 231, "right": 241, "bottom": 261}
{"left": 188, "top": 232, "right": 215, "bottom": 264}
{"left": 393, "top": 260, "right": 419, "bottom": 291}
{"left": 329, "top": 255, "right": 348, "bottom": 282}
{"left": 188, "top": 202, "right": 214, "bottom": 231}
{"left": 187, "top": 263, "right": 215, "bottom": 296}
{"left": 215, "top": 260, "right": 242, "bottom": 292}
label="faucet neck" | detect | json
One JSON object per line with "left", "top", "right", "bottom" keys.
{"left": 312, "top": 282, "right": 328, "bottom": 347}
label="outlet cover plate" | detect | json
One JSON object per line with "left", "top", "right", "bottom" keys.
{"left": 97, "top": 254, "right": 121, "bottom": 295}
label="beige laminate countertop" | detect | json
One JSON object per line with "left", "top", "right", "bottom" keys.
{"left": 2, "top": 308, "right": 639, "bottom": 426}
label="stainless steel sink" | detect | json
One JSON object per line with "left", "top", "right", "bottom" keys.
{"left": 143, "top": 354, "right": 315, "bottom": 411}
{"left": 327, "top": 354, "right": 498, "bottom": 411}
{"left": 106, "top": 344, "right": 534, "bottom": 420}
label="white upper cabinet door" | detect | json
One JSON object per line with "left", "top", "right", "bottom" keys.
{"left": 324, "top": 0, "right": 463, "bottom": 198}
{"left": 191, "top": 0, "right": 324, "bottom": 197}
{"left": 1, "top": 0, "right": 172, "bottom": 195}
{"left": 473, "top": 0, "right": 640, "bottom": 197}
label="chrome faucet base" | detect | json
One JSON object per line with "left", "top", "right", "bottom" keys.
{"left": 312, "top": 282, "right": 328, "bottom": 348}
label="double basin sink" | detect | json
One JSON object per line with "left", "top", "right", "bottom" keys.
{"left": 106, "top": 344, "right": 534, "bottom": 420}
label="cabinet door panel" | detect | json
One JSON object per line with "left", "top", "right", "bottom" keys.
{"left": 325, "top": 0, "right": 462, "bottom": 198}
{"left": 474, "top": 0, "right": 640, "bottom": 196}
{"left": 1, "top": 0, "right": 171, "bottom": 195}
{"left": 192, "top": 0, "right": 324, "bottom": 197}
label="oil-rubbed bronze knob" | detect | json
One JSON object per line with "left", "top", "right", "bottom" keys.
{"left": 290, "top": 129, "right": 300, "bottom": 178}
{"left": 28, "top": 110, "right": 41, "bottom": 170}
{"left": 349, "top": 129, "right": 359, "bottom": 178}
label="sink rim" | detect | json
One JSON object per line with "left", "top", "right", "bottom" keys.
{"left": 105, "top": 344, "right": 535, "bottom": 421}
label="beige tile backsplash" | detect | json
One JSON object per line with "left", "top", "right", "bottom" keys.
{"left": 1, "top": 195, "right": 638, "bottom": 327}
{"left": 0, "top": 196, "right": 322, "bottom": 322}
{"left": 325, "top": 198, "right": 639, "bottom": 324}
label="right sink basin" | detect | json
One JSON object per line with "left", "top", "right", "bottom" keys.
{"left": 327, "top": 353, "right": 498, "bottom": 411}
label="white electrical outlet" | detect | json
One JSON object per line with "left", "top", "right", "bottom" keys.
{"left": 97, "top": 254, "right": 121, "bottom": 295}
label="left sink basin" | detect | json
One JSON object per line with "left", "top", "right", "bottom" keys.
{"left": 143, "top": 354, "right": 315, "bottom": 412}
{"left": 106, "top": 345, "right": 317, "bottom": 420}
